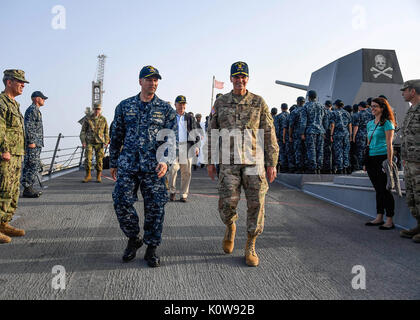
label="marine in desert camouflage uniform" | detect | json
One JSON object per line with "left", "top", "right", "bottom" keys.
{"left": 80, "top": 104, "right": 110, "bottom": 183}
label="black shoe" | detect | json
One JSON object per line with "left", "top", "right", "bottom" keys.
{"left": 336, "top": 169, "right": 344, "bottom": 174}
{"left": 22, "top": 187, "right": 42, "bottom": 198}
{"left": 305, "top": 169, "right": 316, "bottom": 174}
{"left": 144, "top": 245, "right": 160, "bottom": 268}
{"left": 365, "top": 221, "right": 385, "bottom": 227}
{"left": 180, "top": 197, "right": 188, "bottom": 203}
{"left": 379, "top": 224, "right": 395, "bottom": 231}
{"left": 122, "top": 237, "right": 143, "bottom": 263}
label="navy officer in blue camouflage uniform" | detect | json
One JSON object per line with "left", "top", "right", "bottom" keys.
{"left": 300, "top": 90, "right": 328, "bottom": 174}
{"left": 21, "top": 91, "right": 48, "bottom": 198}
{"left": 110, "top": 66, "right": 177, "bottom": 268}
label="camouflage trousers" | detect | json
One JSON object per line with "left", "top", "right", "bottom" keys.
{"left": 0, "top": 156, "right": 22, "bottom": 223}
{"left": 21, "top": 146, "right": 42, "bottom": 188}
{"left": 323, "top": 132, "right": 332, "bottom": 171}
{"left": 292, "top": 136, "right": 306, "bottom": 169}
{"left": 279, "top": 140, "right": 295, "bottom": 170}
{"left": 218, "top": 164, "right": 269, "bottom": 236}
{"left": 305, "top": 134, "right": 324, "bottom": 170}
{"left": 404, "top": 161, "right": 420, "bottom": 222}
{"left": 279, "top": 141, "right": 289, "bottom": 169}
{"left": 355, "top": 134, "right": 367, "bottom": 169}
{"left": 84, "top": 143, "right": 104, "bottom": 172}
{"left": 333, "top": 134, "right": 350, "bottom": 170}
{"left": 112, "top": 170, "right": 169, "bottom": 246}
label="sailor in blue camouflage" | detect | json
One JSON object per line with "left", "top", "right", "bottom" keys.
{"left": 353, "top": 105, "right": 374, "bottom": 169}
{"left": 289, "top": 97, "right": 306, "bottom": 172}
{"left": 110, "top": 75, "right": 177, "bottom": 247}
{"left": 275, "top": 104, "right": 293, "bottom": 172}
{"left": 322, "top": 101, "right": 333, "bottom": 173}
{"left": 299, "top": 91, "right": 328, "bottom": 172}
{"left": 21, "top": 92, "right": 46, "bottom": 190}
{"left": 330, "top": 100, "right": 352, "bottom": 172}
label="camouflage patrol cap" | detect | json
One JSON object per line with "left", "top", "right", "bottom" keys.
{"left": 400, "top": 79, "right": 420, "bottom": 91}
{"left": 231, "top": 62, "right": 249, "bottom": 77}
{"left": 3, "top": 69, "right": 29, "bottom": 83}
{"left": 94, "top": 103, "right": 102, "bottom": 110}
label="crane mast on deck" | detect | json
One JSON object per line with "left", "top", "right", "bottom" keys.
{"left": 92, "top": 54, "right": 107, "bottom": 108}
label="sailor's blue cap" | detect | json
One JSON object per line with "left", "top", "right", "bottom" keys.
{"left": 139, "top": 66, "right": 162, "bottom": 80}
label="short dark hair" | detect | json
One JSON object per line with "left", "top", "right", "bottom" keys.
{"left": 308, "top": 90, "right": 317, "bottom": 100}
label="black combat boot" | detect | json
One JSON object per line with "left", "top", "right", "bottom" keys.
{"left": 22, "top": 186, "right": 42, "bottom": 198}
{"left": 144, "top": 245, "right": 160, "bottom": 268}
{"left": 122, "top": 237, "right": 143, "bottom": 263}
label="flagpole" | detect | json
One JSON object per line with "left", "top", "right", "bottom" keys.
{"left": 210, "top": 75, "right": 215, "bottom": 113}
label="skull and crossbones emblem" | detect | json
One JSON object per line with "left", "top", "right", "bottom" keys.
{"left": 370, "top": 55, "right": 393, "bottom": 79}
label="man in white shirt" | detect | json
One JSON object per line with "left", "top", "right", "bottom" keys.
{"left": 168, "top": 96, "right": 199, "bottom": 202}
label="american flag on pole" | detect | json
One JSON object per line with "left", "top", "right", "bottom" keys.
{"left": 214, "top": 79, "right": 224, "bottom": 89}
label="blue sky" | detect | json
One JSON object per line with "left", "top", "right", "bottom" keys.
{"left": 1, "top": 0, "right": 419, "bottom": 140}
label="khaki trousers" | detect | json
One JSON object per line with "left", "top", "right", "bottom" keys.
{"left": 168, "top": 157, "right": 193, "bottom": 198}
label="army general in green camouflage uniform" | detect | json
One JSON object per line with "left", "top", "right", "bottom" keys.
{"left": 0, "top": 70, "right": 28, "bottom": 244}
{"left": 80, "top": 104, "right": 110, "bottom": 183}
{"left": 400, "top": 79, "right": 420, "bottom": 243}
{"left": 207, "top": 62, "right": 279, "bottom": 267}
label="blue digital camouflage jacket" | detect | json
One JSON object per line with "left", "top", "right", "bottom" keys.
{"left": 110, "top": 94, "right": 177, "bottom": 173}
{"left": 24, "top": 104, "right": 44, "bottom": 147}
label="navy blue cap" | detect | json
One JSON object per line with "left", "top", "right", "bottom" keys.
{"left": 297, "top": 96, "right": 305, "bottom": 103}
{"left": 31, "top": 91, "right": 48, "bottom": 100}
{"left": 281, "top": 103, "right": 288, "bottom": 110}
{"left": 231, "top": 62, "right": 249, "bottom": 77}
{"left": 325, "top": 100, "right": 332, "bottom": 106}
{"left": 334, "top": 99, "right": 344, "bottom": 107}
{"left": 175, "top": 95, "right": 187, "bottom": 104}
{"left": 139, "top": 66, "right": 162, "bottom": 80}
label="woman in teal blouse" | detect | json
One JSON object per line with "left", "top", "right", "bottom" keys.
{"left": 364, "top": 98, "right": 396, "bottom": 230}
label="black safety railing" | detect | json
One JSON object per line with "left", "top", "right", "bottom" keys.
{"left": 41, "top": 134, "right": 85, "bottom": 177}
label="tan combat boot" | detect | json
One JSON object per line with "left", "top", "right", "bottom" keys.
{"left": 245, "top": 234, "right": 259, "bottom": 267}
{"left": 96, "top": 171, "right": 102, "bottom": 183}
{"left": 83, "top": 170, "right": 92, "bottom": 183}
{"left": 0, "top": 222, "right": 25, "bottom": 237}
{"left": 400, "top": 223, "right": 420, "bottom": 239}
{"left": 222, "top": 222, "right": 236, "bottom": 254}
{"left": 0, "top": 231, "right": 11, "bottom": 244}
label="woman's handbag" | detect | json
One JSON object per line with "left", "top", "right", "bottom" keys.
{"left": 363, "top": 122, "right": 380, "bottom": 165}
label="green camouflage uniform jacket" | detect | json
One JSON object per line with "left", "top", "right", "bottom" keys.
{"left": 401, "top": 102, "right": 420, "bottom": 163}
{"left": 0, "top": 92, "right": 25, "bottom": 156}
{"left": 80, "top": 114, "right": 110, "bottom": 145}
{"left": 207, "top": 90, "right": 279, "bottom": 167}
